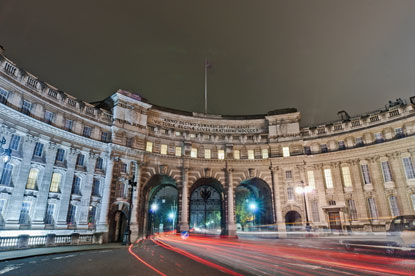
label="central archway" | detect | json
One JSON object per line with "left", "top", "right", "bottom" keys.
{"left": 189, "top": 178, "right": 225, "bottom": 235}
{"left": 236, "top": 178, "right": 274, "bottom": 231}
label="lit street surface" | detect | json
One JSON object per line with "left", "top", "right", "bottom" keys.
{"left": 1, "top": 234, "right": 415, "bottom": 276}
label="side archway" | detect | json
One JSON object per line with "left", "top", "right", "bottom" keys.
{"left": 108, "top": 202, "right": 129, "bottom": 242}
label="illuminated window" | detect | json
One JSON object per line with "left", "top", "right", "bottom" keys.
{"left": 175, "top": 131, "right": 181, "bottom": 137}
{"left": 307, "top": 170, "right": 315, "bottom": 188}
{"left": 204, "top": 149, "right": 211, "bottom": 159}
{"left": 175, "top": 146, "right": 181, "bottom": 157}
{"left": 218, "top": 150, "right": 225, "bottom": 160}
{"left": 282, "top": 146, "right": 290, "bottom": 157}
{"left": 248, "top": 150, "right": 254, "bottom": 160}
{"left": 49, "top": 173, "right": 62, "bottom": 192}
{"left": 233, "top": 150, "right": 240, "bottom": 160}
{"left": 389, "top": 196, "right": 400, "bottom": 217}
{"left": 341, "top": 167, "right": 353, "bottom": 187}
{"left": 361, "top": 164, "right": 372, "bottom": 184}
{"left": 146, "top": 141, "right": 153, "bottom": 152}
{"left": 324, "top": 168, "right": 333, "bottom": 189}
{"left": 261, "top": 149, "right": 269, "bottom": 159}
{"left": 26, "top": 168, "right": 38, "bottom": 190}
{"left": 191, "top": 148, "right": 197, "bottom": 158}
{"left": 190, "top": 133, "right": 196, "bottom": 138}
{"left": 160, "top": 144, "right": 168, "bottom": 155}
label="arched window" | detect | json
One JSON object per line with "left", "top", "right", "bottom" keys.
{"left": 71, "top": 176, "right": 81, "bottom": 195}
{"left": 50, "top": 173, "right": 62, "bottom": 192}
{"left": 0, "top": 163, "right": 13, "bottom": 186}
{"left": 26, "top": 168, "right": 39, "bottom": 190}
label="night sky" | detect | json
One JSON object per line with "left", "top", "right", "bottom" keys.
{"left": 1, "top": 0, "right": 415, "bottom": 126}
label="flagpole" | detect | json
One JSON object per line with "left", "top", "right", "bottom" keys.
{"left": 204, "top": 58, "right": 208, "bottom": 114}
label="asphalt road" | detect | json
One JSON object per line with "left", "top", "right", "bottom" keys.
{"left": 0, "top": 235, "right": 414, "bottom": 276}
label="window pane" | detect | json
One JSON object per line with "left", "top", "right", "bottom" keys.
{"left": 218, "top": 150, "right": 225, "bottom": 160}
{"left": 287, "top": 187, "right": 294, "bottom": 201}
{"left": 248, "top": 150, "right": 254, "bottom": 160}
{"left": 381, "top": 161, "right": 393, "bottom": 182}
{"left": 347, "top": 199, "right": 358, "bottom": 221}
{"left": 324, "top": 169, "right": 333, "bottom": 188}
{"left": 9, "top": 134, "right": 21, "bottom": 151}
{"left": 50, "top": 173, "right": 61, "bottom": 192}
{"left": 191, "top": 148, "right": 197, "bottom": 158}
{"left": 342, "top": 167, "right": 353, "bottom": 187}
{"left": 0, "top": 163, "right": 13, "bottom": 186}
{"left": 44, "top": 204, "right": 55, "bottom": 224}
{"left": 282, "top": 147, "right": 290, "bottom": 157}
{"left": 403, "top": 157, "right": 415, "bottom": 179}
{"left": 146, "top": 141, "right": 153, "bottom": 152}
{"left": 204, "top": 149, "right": 211, "bottom": 159}
{"left": 368, "top": 198, "right": 378, "bottom": 219}
{"left": 389, "top": 196, "right": 400, "bottom": 217}
{"left": 262, "top": 149, "right": 269, "bottom": 159}
{"left": 233, "top": 150, "right": 240, "bottom": 160}
{"left": 311, "top": 201, "right": 320, "bottom": 222}
{"left": 19, "top": 201, "right": 31, "bottom": 224}
{"left": 160, "top": 144, "right": 167, "bottom": 155}
{"left": 175, "top": 146, "right": 181, "bottom": 157}
{"left": 26, "top": 168, "right": 38, "bottom": 190}
{"left": 33, "top": 142, "right": 43, "bottom": 157}
{"left": 361, "top": 164, "right": 372, "bottom": 184}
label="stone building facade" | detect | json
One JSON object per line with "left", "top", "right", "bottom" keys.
{"left": 0, "top": 49, "right": 415, "bottom": 242}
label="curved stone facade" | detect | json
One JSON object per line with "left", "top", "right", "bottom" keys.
{"left": 0, "top": 50, "right": 415, "bottom": 242}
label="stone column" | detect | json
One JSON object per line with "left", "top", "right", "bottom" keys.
{"left": 130, "top": 161, "right": 141, "bottom": 242}
{"left": 4, "top": 135, "right": 37, "bottom": 228}
{"left": 31, "top": 142, "right": 59, "bottom": 228}
{"left": 77, "top": 152, "right": 97, "bottom": 229}
{"left": 271, "top": 166, "right": 286, "bottom": 236}
{"left": 179, "top": 167, "right": 190, "bottom": 232}
{"left": 55, "top": 148, "right": 78, "bottom": 228}
{"left": 225, "top": 168, "right": 237, "bottom": 236}
{"left": 96, "top": 153, "right": 114, "bottom": 233}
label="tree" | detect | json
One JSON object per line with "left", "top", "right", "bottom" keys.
{"left": 235, "top": 189, "right": 251, "bottom": 229}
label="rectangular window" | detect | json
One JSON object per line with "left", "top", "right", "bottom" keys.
{"left": 189, "top": 133, "right": 196, "bottom": 138}
{"left": 96, "top": 157, "right": 103, "bottom": 170}
{"left": 175, "top": 146, "right": 181, "bottom": 157}
{"left": 368, "top": 198, "right": 378, "bottom": 220}
{"left": 324, "top": 168, "right": 334, "bottom": 189}
{"left": 361, "top": 164, "right": 372, "bottom": 184}
{"left": 204, "top": 149, "right": 211, "bottom": 159}
{"left": 304, "top": 146, "right": 311, "bottom": 155}
{"left": 355, "top": 137, "right": 363, "bottom": 147}
{"left": 388, "top": 196, "right": 400, "bottom": 217}
{"left": 0, "top": 88, "right": 9, "bottom": 104}
{"left": 88, "top": 206, "right": 97, "bottom": 225}
{"left": 56, "top": 148, "right": 65, "bottom": 162}
{"left": 287, "top": 187, "right": 294, "bottom": 201}
{"left": 49, "top": 173, "right": 61, "bottom": 192}
{"left": 233, "top": 150, "right": 240, "bottom": 160}
{"left": 402, "top": 157, "right": 415, "bottom": 180}
{"left": 282, "top": 146, "right": 290, "bottom": 157}
{"left": 21, "top": 100, "right": 32, "bottom": 115}
{"left": 67, "top": 204, "right": 77, "bottom": 224}
{"left": 307, "top": 170, "right": 315, "bottom": 188}
{"left": 321, "top": 144, "right": 328, "bottom": 153}
{"left": 338, "top": 141, "right": 345, "bottom": 150}
{"left": 9, "top": 134, "right": 21, "bottom": 151}
{"left": 218, "top": 150, "right": 225, "bottom": 160}
{"left": 347, "top": 199, "right": 358, "bottom": 221}
{"left": 160, "top": 144, "right": 167, "bottom": 155}
{"left": 44, "top": 110, "right": 54, "bottom": 124}
{"left": 121, "top": 163, "right": 127, "bottom": 173}
{"left": 285, "top": 170, "right": 292, "bottom": 179}
{"left": 374, "top": 133, "right": 383, "bottom": 143}
{"left": 0, "top": 163, "right": 13, "bottom": 186}
{"left": 26, "top": 168, "right": 38, "bottom": 190}
{"left": 395, "top": 128, "right": 404, "bottom": 138}
{"left": 19, "top": 201, "right": 31, "bottom": 225}
{"left": 146, "top": 141, "right": 153, "bottom": 152}
{"left": 44, "top": 203, "right": 55, "bottom": 225}
{"left": 311, "top": 201, "right": 320, "bottom": 222}
{"left": 101, "top": 131, "right": 110, "bottom": 142}
{"left": 72, "top": 176, "right": 81, "bottom": 195}
{"left": 92, "top": 179, "right": 100, "bottom": 196}
{"left": 33, "top": 142, "right": 43, "bottom": 158}
{"left": 76, "top": 154, "right": 84, "bottom": 166}
{"left": 65, "top": 119, "right": 73, "bottom": 131}
{"left": 175, "top": 131, "right": 181, "bottom": 137}
{"left": 126, "top": 137, "right": 133, "bottom": 147}
{"left": 342, "top": 167, "right": 353, "bottom": 187}
{"left": 248, "top": 149, "right": 255, "bottom": 160}
{"left": 191, "top": 148, "right": 197, "bottom": 158}
{"left": 83, "top": 126, "right": 91, "bottom": 137}
{"left": 381, "top": 161, "right": 393, "bottom": 182}
{"left": 411, "top": 194, "right": 415, "bottom": 212}
{"left": 261, "top": 149, "right": 269, "bottom": 159}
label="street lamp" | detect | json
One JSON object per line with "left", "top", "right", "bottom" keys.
{"left": 295, "top": 181, "right": 313, "bottom": 232}
{"left": 168, "top": 212, "right": 176, "bottom": 232}
{"left": 122, "top": 178, "right": 137, "bottom": 245}
{"left": 150, "top": 202, "right": 158, "bottom": 234}
{"left": 0, "top": 137, "right": 11, "bottom": 163}
{"left": 249, "top": 201, "right": 257, "bottom": 230}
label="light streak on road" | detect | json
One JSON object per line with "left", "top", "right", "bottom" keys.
{"left": 155, "top": 234, "right": 415, "bottom": 276}
{"left": 128, "top": 240, "right": 167, "bottom": 276}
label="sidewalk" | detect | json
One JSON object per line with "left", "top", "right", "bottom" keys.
{"left": 0, "top": 243, "right": 125, "bottom": 262}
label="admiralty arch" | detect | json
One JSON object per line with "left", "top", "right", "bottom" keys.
{"left": 0, "top": 48, "right": 415, "bottom": 243}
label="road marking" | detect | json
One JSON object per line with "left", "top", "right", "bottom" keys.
{"left": 0, "top": 265, "right": 19, "bottom": 274}
{"left": 53, "top": 254, "right": 75, "bottom": 260}
{"left": 98, "top": 250, "right": 112, "bottom": 253}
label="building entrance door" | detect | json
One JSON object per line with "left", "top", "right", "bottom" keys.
{"left": 329, "top": 212, "right": 342, "bottom": 231}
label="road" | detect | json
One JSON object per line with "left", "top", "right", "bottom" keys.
{"left": 1, "top": 234, "right": 414, "bottom": 276}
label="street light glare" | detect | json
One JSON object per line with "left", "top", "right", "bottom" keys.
{"left": 168, "top": 213, "right": 175, "bottom": 219}
{"left": 249, "top": 203, "right": 257, "bottom": 211}
{"left": 295, "top": 187, "right": 304, "bottom": 194}
{"left": 151, "top": 203, "right": 158, "bottom": 212}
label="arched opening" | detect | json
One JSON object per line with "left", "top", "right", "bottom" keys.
{"left": 189, "top": 178, "right": 224, "bottom": 235}
{"left": 285, "top": 211, "right": 302, "bottom": 232}
{"left": 235, "top": 178, "right": 274, "bottom": 231}
{"left": 140, "top": 174, "right": 178, "bottom": 236}
{"left": 109, "top": 209, "right": 128, "bottom": 242}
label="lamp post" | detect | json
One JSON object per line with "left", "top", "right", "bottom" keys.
{"left": 0, "top": 137, "right": 11, "bottom": 163}
{"left": 122, "top": 178, "right": 137, "bottom": 245}
{"left": 150, "top": 202, "right": 158, "bottom": 234}
{"left": 249, "top": 202, "right": 257, "bottom": 230}
{"left": 295, "top": 181, "right": 312, "bottom": 232}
